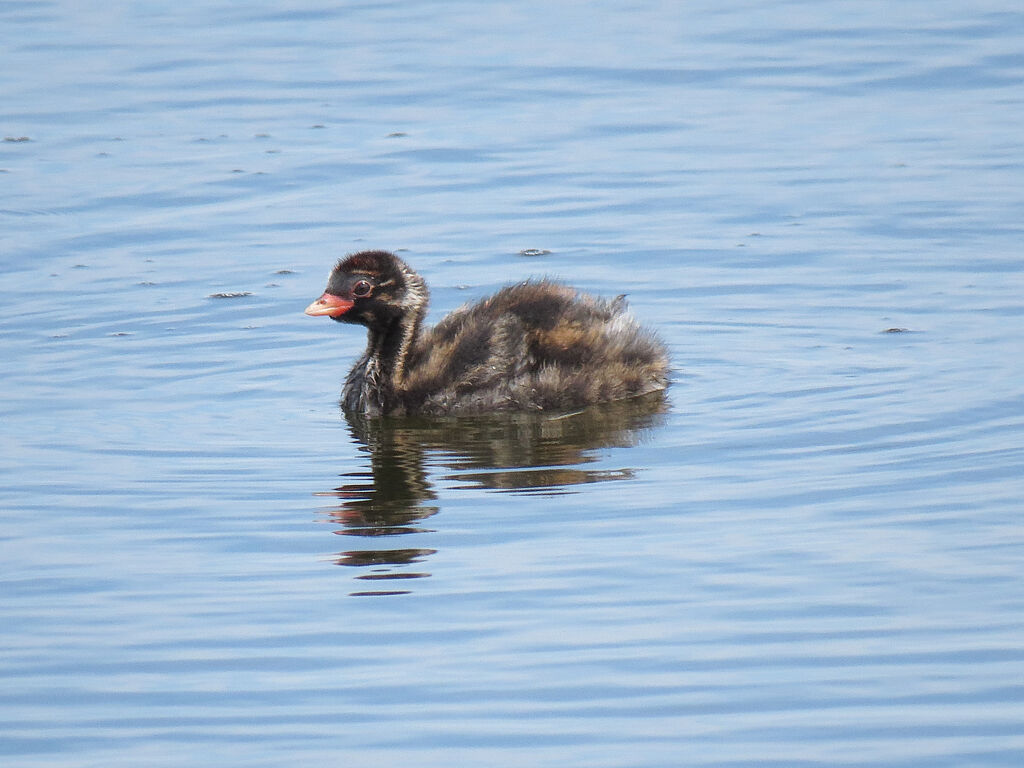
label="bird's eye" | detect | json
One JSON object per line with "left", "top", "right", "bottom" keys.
{"left": 352, "top": 280, "right": 372, "bottom": 298}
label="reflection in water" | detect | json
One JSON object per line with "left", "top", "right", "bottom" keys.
{"left": 315, "top": 392, "right": 667, "bottom": 595}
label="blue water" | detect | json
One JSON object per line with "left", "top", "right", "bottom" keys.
{"left": 3, "top": 1, "right": 1024, "bottom": 766}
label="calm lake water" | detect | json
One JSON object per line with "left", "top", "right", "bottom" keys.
{"left": 3, "top": 1, "right": 1024, "bottom": 765}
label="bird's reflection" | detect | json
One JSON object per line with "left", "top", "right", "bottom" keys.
{"left": 315, "top": 391, "right": 667, "bottom": 595}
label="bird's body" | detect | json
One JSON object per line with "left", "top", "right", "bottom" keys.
{"left": 305, "top": 251, "right": 669, "bottom": 416}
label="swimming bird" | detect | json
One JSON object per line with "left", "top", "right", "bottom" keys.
{"left": 305, "top": 250, "right": 669, "bottom": 416}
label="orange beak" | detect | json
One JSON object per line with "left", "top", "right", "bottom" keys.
{"left": 304, "top": 292, "right": 354, "bottom": 317}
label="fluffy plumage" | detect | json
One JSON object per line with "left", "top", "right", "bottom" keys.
{"left": 305, "top": 250, "right": 669, "bottom": 416}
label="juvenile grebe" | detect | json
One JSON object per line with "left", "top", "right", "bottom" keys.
{"left": 305, "top": 250, "right": 669, "bottom": 416}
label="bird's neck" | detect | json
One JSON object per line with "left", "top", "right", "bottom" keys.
{"left": 357, "top": 275, "right": 428, "bottom": 412}
{"left": 368, "top": 309, "right": 422, "bottom": 385}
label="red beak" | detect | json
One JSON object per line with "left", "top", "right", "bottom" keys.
{"left": 304, "top": 292, "right": 354, "bottom": 317}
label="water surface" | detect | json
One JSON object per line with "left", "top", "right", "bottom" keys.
{"left": 3, "top": 1, "right": 1024, "bottom": 766}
